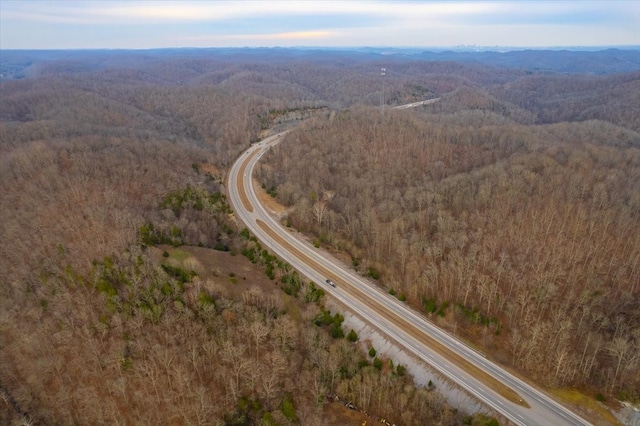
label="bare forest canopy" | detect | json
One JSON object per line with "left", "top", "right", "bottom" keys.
{"left": 1, "top": 47, "right": 639, "bottom": 424}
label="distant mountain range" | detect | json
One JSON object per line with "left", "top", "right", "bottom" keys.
{"left": 1, "top": 47, "right": 639, "bottom": 81}
{"left": 415, "top": 48, "right": 640, "bottom": 74}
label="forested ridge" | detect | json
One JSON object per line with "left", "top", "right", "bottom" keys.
{"left": 1, "top": 48, "right": 639, "bottom": 425}
{"left": 256, "top": 79, "right": 640, "bottom": 407}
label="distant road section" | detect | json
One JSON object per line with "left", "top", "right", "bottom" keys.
{"left": 227, "top": 127, "right": 591, "bottom": 426}
{"left": 393, "top": 97, "right": 441, "bottom": 109}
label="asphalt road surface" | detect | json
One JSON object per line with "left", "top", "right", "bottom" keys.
{"left": 392, "top": 97, "right": 441, "bottom": 109}
{"left": 227, "top": 130, "right": 592, "bottom": 426}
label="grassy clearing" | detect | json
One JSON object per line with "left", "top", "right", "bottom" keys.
{"left": 167, "top": 248, "right": 191, "bottom": 262}
{"left": 549, "top": 388, "right": 622, "bottom": 426}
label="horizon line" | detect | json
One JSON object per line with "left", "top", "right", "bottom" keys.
{"left": 2, "top": 45, "right": 640, "bottom": 52}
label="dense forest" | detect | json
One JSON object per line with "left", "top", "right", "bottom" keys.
{"left": 255, "top": 66, "right": 640, "bottom": 405}
{"left": 1, "top": 48, "right": 639, "bottom": 425}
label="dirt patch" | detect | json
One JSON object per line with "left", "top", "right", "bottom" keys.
{"left": 200, "top": 163, "right": 222, "bottom": 177}
{"left": 323, "top": 400, "right": 368, "bottom": 426}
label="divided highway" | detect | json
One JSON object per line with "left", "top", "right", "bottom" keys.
{"left": 227, "top": 132, "right": 591, "bottom": 426}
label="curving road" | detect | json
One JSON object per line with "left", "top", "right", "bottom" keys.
{"left": 227, "top": 131, "right": 592, "bottom": 426}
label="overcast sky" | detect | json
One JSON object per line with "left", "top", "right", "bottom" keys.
{"left": 1, "top": 1, "right": 638, "bottom": 50}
